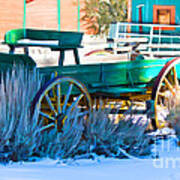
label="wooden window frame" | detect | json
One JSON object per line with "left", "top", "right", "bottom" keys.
{"left": 153, "top": 5, "right": 175, "bottom": 30}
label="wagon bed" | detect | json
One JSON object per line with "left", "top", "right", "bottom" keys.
{"left": 1, "top": 28, "right": 180, "bottom": 130}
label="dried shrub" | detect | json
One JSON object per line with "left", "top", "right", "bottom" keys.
{"left": 0, "top": 67, "right": 85, "bottom": 162}
{"left": 167, "top": 104, "right": 180, "bottom": 141}
{"left": 0, "top": 67, "right": 152, "bottom": 162}
{"left": 0, "top": 67, "right": 86, "bottom": 162}
{"left": 0, "top": 67, "right": 42, "bottom": 162}
{"left": 78, "top": 105, "right": 152, "bottom": 159}
{"left": 36, "top": 108, "right": 85, "bottom": 159}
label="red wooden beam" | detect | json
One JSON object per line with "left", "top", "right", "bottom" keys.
{"left": 139, "top": 7, "right": 142, "bottom": 33}
{"left": 26, "top": 0, "right": 34, "bottom": 3}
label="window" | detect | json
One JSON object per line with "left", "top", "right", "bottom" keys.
{"left": 158, "top": 9, "right": 171, "bottom": 25}
{"left": 153, "top": 5, "right": 175, "bottom": 30}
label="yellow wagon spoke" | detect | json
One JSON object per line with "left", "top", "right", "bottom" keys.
{"left": 45, "top": 93, "right": 57, "bottom": 116}
{"left": 57, "top": 84, "right": 61, "bottom": 114}
{"left": 66, "top": 94, "right": 84, "bottom": 114}
{"left": 158, "top": 92, "right": 166, "bottom": 97}
{"left": 62, "top": 83, "right": 73, "bottom": 113}
{"left": 172, "top": 66, "right": 179, "bottom": 89}
{"left": 39, "top": 123, "right": 55, "bottom": 132}
{"left": 39, "top": 111, "right": 55, "bottom": 121}
{"left": 164, "top": 77, "right": 175, "bottom": 96}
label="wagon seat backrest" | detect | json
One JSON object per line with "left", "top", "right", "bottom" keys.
{"left": 4, "top": 29, "right": 36, "bottom": 67}
{"left": 4, "top": 29, "right": 84, "bottom": 66}
{"left": 4, "top": 29, "right": 25, "bottom": 44}
{"left": 4, "top": 29, "right": 83, "bottom": 48}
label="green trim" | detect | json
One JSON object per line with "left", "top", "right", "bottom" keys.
{"left": 23, "top": 0, "right": 26, "bottom": 37}
{"left": 57, "top": 0, "right": 61, "bottom": 31}
{"left": 77, "top": 0, "right": 80, "bottom": 31}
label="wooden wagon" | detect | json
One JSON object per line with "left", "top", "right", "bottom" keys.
{"left": 1, "top": 28, "right": 180, "bottom": 131}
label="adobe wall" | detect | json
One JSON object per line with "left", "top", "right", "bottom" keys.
{"left": 0, "top": 0, "right": 87, "bottom": 40}
{"left": 0, "top": 0, "right": 23, "bottom": 39}
{"left": 26, "top": 0, "right": 86, "bottom": 31}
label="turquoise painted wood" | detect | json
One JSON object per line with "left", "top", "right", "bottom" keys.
{"left": 0, "top": 51, "right": 179, "bottom": 96}
{"left": 4, "top": 29, "right": 83, "bottom": 66}
{"left": 0, "top": 53, "right": 36, "bottom": 69}
{"left": 131, "top": 0, "right": 180, "bottom": 25}
{"left": 0, "top": 50, "right": 179, "bottom": 96}
{"left": 4, "top": 29, "right": 83, "bottom": 48}
{"left": 130, "top": 0, "right": 180, "bottom": 43}
{"left": 38, "top": 57, "right": 180, "bottom": 95}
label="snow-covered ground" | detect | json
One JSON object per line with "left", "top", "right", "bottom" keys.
{"left": 0, "top": 135, "right": 179, "bottom": 180}
{"left": 1, "top": 158, "right": 178, "bottom": 180}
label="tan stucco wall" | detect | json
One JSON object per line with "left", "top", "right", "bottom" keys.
{"left": 0, "top": 0, "right": 87, "bottom": 40}
{"left": 0, "top": 0, "right": 23, "bottom": 39}
{"left": 26, "top": 0, "right": 85, "bottom": 31}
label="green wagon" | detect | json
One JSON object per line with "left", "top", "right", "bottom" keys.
{"left": 1, "top": 28, "right": 180, "bottom": 130}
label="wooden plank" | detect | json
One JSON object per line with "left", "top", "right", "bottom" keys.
{"left": 82, "top": 54, "right": 129, "bottom": 64}
{"left": 114, "top": 37, "right": 148, "bottom": 43}
{"left": 149, "top": 44, "right": 180, "bottom": 49}
{"left": 17, "top": 39, "right": 59, "bottom": 45}
{"left": 140, "top": 51, "right": 180, "bottom": 56}
{"left": 116, "top": 22, "right": 180, "bottom": 28}
{"left": 117, "top": 32, "right": 180, "bottom": 40}
{"left": 113, "top": 46, "right": 132, "bottom": 52}
{"left": 95, "top": 87, "right": 146, "bottom": 97}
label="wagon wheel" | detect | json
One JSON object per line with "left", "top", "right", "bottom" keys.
{"left": 31, "top": 76, "right": 92, "bottom": 132}
{"left": 152, "top": 57, "right": 180, "bottom": 129}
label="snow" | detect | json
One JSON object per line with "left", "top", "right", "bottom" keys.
{"left": 0, "top": 157, "right": 179, "bottom": 180}
{"left": 0, "top": 135, "right": 180, "bottom": 180}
